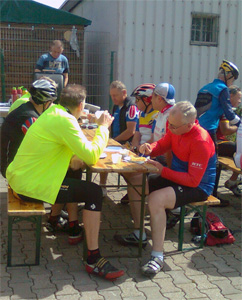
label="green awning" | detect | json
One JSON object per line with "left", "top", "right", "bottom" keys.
{"left": 0, "top": 0, "right": 91, "bottom": 26}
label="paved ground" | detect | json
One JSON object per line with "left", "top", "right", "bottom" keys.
{"left": 0, "top": 170, "right": 241, "bottom": 300}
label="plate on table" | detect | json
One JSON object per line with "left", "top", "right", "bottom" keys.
{"left": 100, "top": 153, "right": 107, "bottom": 159}
{"left": 104, "top": 146, "right": 123, "bottom": 152}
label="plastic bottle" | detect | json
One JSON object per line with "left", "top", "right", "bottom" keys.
{"left": 17, "top": 87, "right": 23, "bottom": 99}
{"left": 11, "top": 87, "right": 18, "bottom": 103}
{"left": 22, "top": 88, "right": 28, "bottom": 95}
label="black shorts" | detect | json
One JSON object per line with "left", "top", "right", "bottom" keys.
{"left": 17, "top": 177, "right": 103, "bottom": 212}
{"left": 217, "top": 141, "right": 236, "bottom": 158}
{"left": 148, "top": 174, "right": 208, "bottom": 209}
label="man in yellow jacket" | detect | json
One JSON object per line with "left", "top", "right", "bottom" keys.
{"left": 7, "top": 84, "right": 124, "bottom": 280}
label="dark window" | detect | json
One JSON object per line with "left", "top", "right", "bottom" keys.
{"left": 191, "top": 13, "right": 219, "bottom": 46}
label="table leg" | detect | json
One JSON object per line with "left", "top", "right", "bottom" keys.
{"left": 138, "top": 173, "right": 146, "bottom": 257}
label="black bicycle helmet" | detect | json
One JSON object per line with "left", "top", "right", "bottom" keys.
{"left": 30, "top": 78, "right": 57, "bottom": 104}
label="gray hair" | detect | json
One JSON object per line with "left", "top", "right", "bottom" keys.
{"left": 171, "top": 101, "right": 197, "bottom": 123}
{"left": 110, "top": 80, "right": 127, "bottom": 91}
{"left": 217, "top": 68, "right": 229, "bottom": 80}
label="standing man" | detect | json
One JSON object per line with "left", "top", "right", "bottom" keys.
{"left": 100, "top": 80, "right": 139, "bottom": 196}
{"left": 35, "top": 40, "right": 69, "bottom": 87}
{"left": 139, "top": 101, "right": 216, "bottom": 275}
{"left": 6, "top": 84, "right": 124, "bottom": 280}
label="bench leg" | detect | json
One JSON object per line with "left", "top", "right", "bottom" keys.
{"left": 213, "top": 163, "right": 222, "bottom": 197}
{"left": 7, "top": 216, "right": 13, "bottom": 267}
{"left": 199, "top": 206, "right": 207, "bottom": 248}
{"left": 178, "top": 206, "right": 186, "bottom": 251}
{"left": 35, "top": 216, "right": 42, "bottom": 265}
{"left": 7, "top": 215, "right": 42, "bottom": 267}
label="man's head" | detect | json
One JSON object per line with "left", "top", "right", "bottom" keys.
{"left": 151, "top": 83, "right": 175, "bottom": 111}
{"left": 59, "top": 84, "right": 86, "bottom": 111}
{"left": 168, "top": 101, "right": 197, "bottom": 135}
{"left": 229, "top": 85, "right": 241, "bottom": 108}
{"left": 110, "top": 81, "right": 127, "bottom": 106}
{"left": 50, "top": 40, "right": 64, "bottom": 59}
{"left": 218, "top": 60, "right": 239, "bottom": 86}
{"left": 30, "top": 77, "right": 57, "bottom": 106}
{"left": 131, "top": 83, "right": 155, "bottom": 113}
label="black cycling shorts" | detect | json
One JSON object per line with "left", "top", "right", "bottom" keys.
{"left": 18, "top": 177, "right": 103, "bottom": 212}
{"left": 148, "top": 174, "right": 208, "bottom": 209}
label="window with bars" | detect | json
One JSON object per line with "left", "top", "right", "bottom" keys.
{"left": 191, "top": 13, "right": 219, "bottom": 46}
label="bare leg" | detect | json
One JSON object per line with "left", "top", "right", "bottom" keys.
{"left": 230, "top": 172, "right": 238, "bottom": 181}
{"left": 100, "top": 173, "right": 108, "bottom": 186}
{"left": 50, "top": 203, "right": 64, "bottom": 216}
{"left": 83, "top": 209, "right": 101, "bottom": 250}
{"left": 148, "top": 187, "right": 176, "bottom": 251}
{"left": 66, "top": 203, "right": 78, "bottom": 222}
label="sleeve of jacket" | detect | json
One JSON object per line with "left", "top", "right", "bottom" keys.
{"left": 161, "top": 139, "right": 214, "bottom": 187}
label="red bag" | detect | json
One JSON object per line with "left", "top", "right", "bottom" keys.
{"left": 190, "top": 211, "right": 235, "bottom": 246}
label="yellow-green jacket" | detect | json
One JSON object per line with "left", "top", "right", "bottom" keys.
{"left": 6, "top": 104, "right": 109, "bottom": 204}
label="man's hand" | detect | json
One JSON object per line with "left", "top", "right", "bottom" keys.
{"left": 139, "top": 143, "right": 152, "bottom": 156}
{"left": 69, "top": 155, "right": 86, "bottom": 171}
{"left": 147, "top": 159, "right": 164, "bottom": 174}
{"left": 96, "top": 110, "right": 114, "bottom": 128}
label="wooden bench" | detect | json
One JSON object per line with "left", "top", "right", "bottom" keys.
{"left": 213, "top": 156, "right": 242, "bottom": 197}
{"left": 7, "top": 187, "right": 46, "bottom": 267}
{"left": 178, "top": 195, "right": 220, "bottom": 251}
{"left": 218, "top": 156, "right": 242, "bottom": 174}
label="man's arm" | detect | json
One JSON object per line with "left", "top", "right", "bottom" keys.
{"left": 114, "top": 121, "right": 136, "bottom": 142}
{"left": 219, "top": 120, "right": 238, "bottom": 136}
{"left": 219, "top": 89, "right": 240, "bottom": 126}
{"left": 63, "top": 72, "right": 68, "bottom": 87}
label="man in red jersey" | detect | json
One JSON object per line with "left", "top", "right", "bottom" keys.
{"left": 139, "top": 101, "right": 216, "bottom": 276}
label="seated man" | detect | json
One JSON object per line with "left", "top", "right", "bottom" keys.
{"left": 1, "top": 77, "right": 70, "bottom": 233}
{"left": 216, "top": 85, "right": 241, "bottom": 196}
{"left": 139, "top": 101, "right": 216, "bottom": 275}
{"left": 100, "top": 80, "right": 139, "bottom": 196}
{"left": 6, "top": 84, "right": 124, "bottom": 280}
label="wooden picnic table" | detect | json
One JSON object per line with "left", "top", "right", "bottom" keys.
{"left": 82, "top": 128, "right": 158, "bottom": 256}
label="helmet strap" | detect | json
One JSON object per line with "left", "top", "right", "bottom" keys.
{"left": 141, "top": 99, "right": 151, "bottom": 113}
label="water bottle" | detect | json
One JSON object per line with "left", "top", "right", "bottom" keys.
{"left": 22, "top": 88, "right": 28, "bottom": 95}
{"left": 11, "top": 87, "right": 18, "bottom": 103}
{"left": 17, "top": 87, "right": 23, "bottom": 99}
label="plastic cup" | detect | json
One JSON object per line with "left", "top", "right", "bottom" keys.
{"left": 111, "top": 153, "right": 122, "bottom": 164}
{"left": 95, "top": 110, "right": 104, "bottom": 119}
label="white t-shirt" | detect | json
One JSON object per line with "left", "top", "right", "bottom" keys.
{"left": 153, "top": 104, "right": 174, "bottom": 142}
{"left": 234, "top": 122, "right": 242, "bottom": 169}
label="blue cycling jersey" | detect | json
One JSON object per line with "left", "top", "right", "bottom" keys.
{"left": 196, "top": 79, "right": 240, "bottom": 133}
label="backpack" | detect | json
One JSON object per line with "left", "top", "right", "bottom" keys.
{"left": 190, "top": 211, "right": 235, "bottom": 246}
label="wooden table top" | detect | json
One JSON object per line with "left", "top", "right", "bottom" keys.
{"left": 82, "top": 128, "right": 158, "bottom": 174}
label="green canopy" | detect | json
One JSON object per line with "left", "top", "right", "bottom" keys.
{"left": 0, "top": 0, "right": 91, "bottom": 26}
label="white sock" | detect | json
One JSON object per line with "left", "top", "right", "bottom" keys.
{"left": 133, "top": 230, "right": 146, "bottom": 240}
{"left": 151, "top": 250, "right": 164, "bottom": 261}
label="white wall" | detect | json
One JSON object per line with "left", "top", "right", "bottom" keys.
{"left": 67, "top": 0, "right": 242, "bottom": 104}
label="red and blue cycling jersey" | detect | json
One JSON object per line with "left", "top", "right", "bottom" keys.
{"left": 150, "top": 120, "right": 216, "bottom": 195}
